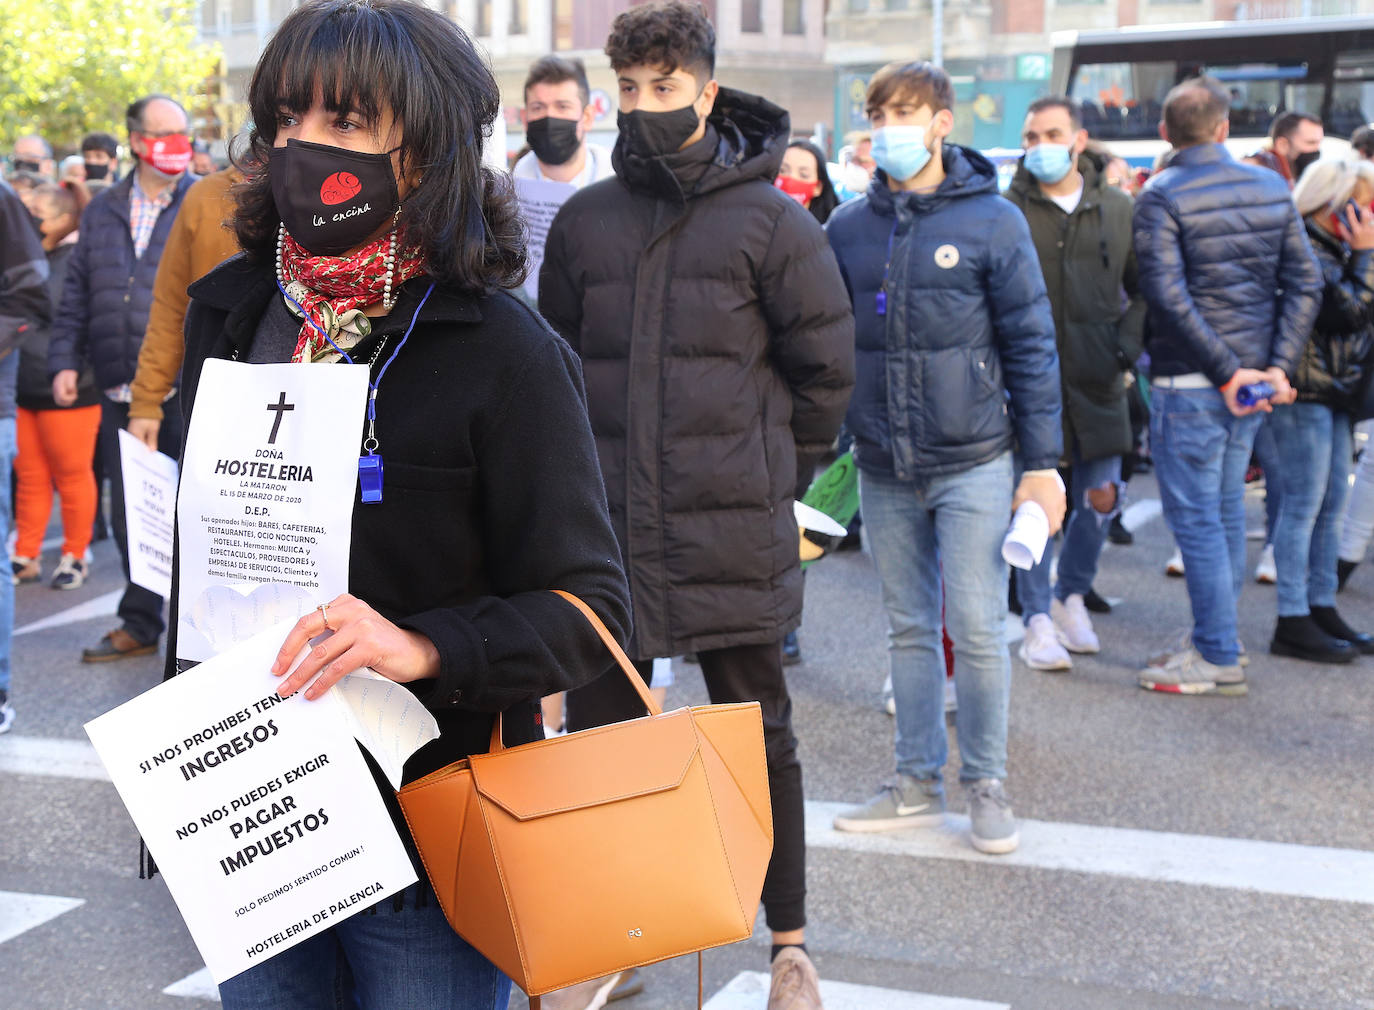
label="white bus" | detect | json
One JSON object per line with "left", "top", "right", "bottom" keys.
{"left": 1050, "top": 15, "right": 1374, "bottom": 167}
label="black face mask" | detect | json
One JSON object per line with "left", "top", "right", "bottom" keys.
{"left": 12, "top": 158, "right": 40, "bottom": 174}
{"left": 270, "top": 139, "right": 401, "bottom": 257}
{"left": 83, "top": 162, "right": 109, "bottom": 181}
{"left": 616, "top": 104, "right": 702, "bottom": 161}
{"left": 526, "top": 116, "right": 582, "bottom": 167}
{"left": 1292, "top": 149, "right": 1321, "bottom": 181}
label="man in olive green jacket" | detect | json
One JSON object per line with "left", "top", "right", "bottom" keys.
{"left": 1005, "top": 96, "right": 1145, "bottom": 672}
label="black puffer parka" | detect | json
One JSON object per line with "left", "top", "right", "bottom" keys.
{"left": 1293, "top": 218, "right": 1374, "bottom": 410}
{"left": 539, "top": 88, "right": 855, "bottom": 659}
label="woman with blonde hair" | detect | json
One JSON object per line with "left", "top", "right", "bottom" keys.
{"left": 1268, "top": 158, "right": 1374, "bottom": 662}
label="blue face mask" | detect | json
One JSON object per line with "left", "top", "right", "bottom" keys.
{"left": 872, "top": 125, "right": 932, "bottom": 182}
{"left": 1024, "top": 143, "right": 1074, "bottom": 184}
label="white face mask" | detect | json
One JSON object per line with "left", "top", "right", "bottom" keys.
{"left": 839, "top": 163, "right": 871, "bottom": 195}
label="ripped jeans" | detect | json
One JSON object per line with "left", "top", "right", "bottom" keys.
{"left": 1016, "top": 445, "right": 1122, "bottom": 620}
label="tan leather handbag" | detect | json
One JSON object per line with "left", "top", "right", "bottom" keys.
{"left": 397, "top": 590, "right": 773, "bottom": 1005}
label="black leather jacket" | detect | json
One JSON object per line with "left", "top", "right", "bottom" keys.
{"left": 1294, "top": 219, "right": 1374, "bottom": 411}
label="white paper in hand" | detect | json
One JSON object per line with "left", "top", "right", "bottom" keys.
{"left": 118, "top": 428, "right": 179, "bottom": 598}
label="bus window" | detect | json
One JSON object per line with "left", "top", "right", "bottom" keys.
{"left": 1332, "top": 50, "right": 1374, "bottom": 138}
{"left": 1203, "top": 64, "right": 1310, "bottom": 137}
{"left": 1070, "top": 61, "right": 1173, "bottom": 140}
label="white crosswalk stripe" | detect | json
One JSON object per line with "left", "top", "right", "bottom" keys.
{"left": 163, "top": 967, "right": 219, "bottom": 1000}
{"left": 0, "top": 735, "right": 111, "bottom": 781}
{"left": 13, "top": 588, "right": 121, "bottom": 637}
{"left": 0, "top": 891, "right": 84, "bottom": 944}
{"left": 706, "top": 972, "right": 1008, "bottom": 1010}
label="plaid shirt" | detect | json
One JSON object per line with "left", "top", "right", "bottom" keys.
{"left": 129, "top": 178, "right": 174, "bottom": 259}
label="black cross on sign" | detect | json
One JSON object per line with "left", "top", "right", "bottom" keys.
{"left": 266, "top": 392, "right": 295, "bottom": 445}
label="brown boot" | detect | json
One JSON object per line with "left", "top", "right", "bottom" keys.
{"left": 81, "top": 628, "right": 157, "bottom": 663}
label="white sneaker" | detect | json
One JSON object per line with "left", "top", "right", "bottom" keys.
{"left": 1255, "top": 543, "right": 1277, "bottom": 584}
{"left": 944, "top": 677, "right": 957, "bottom": 714}
{"left": 1051, "top": 595, "right": 1100, "bottom": 654}
{"left": 1018, "top": 613, "right": 1071, "bottom": 671}
{"left": 882, "top": 673, "right": 895, "bottom": 715}
{"left": 1165, "top": 549, "right": 1185, "bottom": 577}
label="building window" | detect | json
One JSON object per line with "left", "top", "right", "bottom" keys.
{"left": 231, "top": 0, "right": 254, "bottom": 25}
{"left": 783, "top": 0, "right": 804, "bottom": 33}
{"left": 476, "top": 0, "right": 491, "bottom": 35}
{"left": 201, "top": 0, "right": 217, "bottom": 29}
{"left": 741, "top": 0, "right": 762, "bottom": 32}
{"left": 509, "top": 0, "right": 526, "bottom": 34}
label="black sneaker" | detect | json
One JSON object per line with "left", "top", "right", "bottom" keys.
{"left": 1338, "top": 559, "right": 1358, "bottom": 592}
{"left": 1310, "top": 605, "right": 1374, "bottom": 655}
{"left": 782, "top": 630, "right": 801, "bottom": 666}
{"left": 50, "top": 553, "right": 88, "bottom": 591}
{"left": 1083, "top": 588, "right": 1112, "bottom": 614}
{"left": 1107, "top": 514, "right": 1134, "bottom": 545}
{"left": 0, "top": 689, "right": 13, "bottom": 734}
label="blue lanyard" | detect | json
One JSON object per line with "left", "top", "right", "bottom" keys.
{"left": 275, "top": 279, "right": 436, "bottom": 504}
{"left": 875, "top": 220, "right": 899, "bottom": 317}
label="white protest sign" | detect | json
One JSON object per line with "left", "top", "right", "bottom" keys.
{"left": 515, "top": 176, "right": 576, "bottom": 302}
{"left": 84, "top": 622, "right": 417, "bottom": 984}
{"left": 176, "top": 360, "right": 369, "bottom": 663}
{"left": 118, "top": 428, "right": 179, "bottom": 598}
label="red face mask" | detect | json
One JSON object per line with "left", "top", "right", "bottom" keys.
{"left": 142, "top": 133, "right": 193, "bottom": 177}
{"left": 774, "top": 174, "right": 815, "bottom": 206}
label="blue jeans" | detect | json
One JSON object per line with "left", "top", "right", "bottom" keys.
{"left": 861, "top": 452, "right": 1013, "bottom": 783}
{"left": 1269, "top": 403, "right": 1353, "bottom": 616}
{"left": 1252, "top": 416, "right": 1284, "bottom": 543}
{"left": 1015, "top": 449, "right": 1121, "bottom": 619}
{"left": 1151, "top": 388, "right": 1263, "bottom": 666}
{"left": 0, "top": 418, "right": 14, "bottom": 695}
{"left": 218, "top": 882, "right": 511, "bottom": 1010}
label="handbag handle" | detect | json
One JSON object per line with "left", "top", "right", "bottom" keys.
{"left": 489, "top": 590, "right": 662, "bottom": 754}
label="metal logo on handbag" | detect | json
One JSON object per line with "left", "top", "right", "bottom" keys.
{"left": 396, "top": 591, "right": 773, "bottom": 1006}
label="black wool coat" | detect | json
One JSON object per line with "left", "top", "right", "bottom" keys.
{"left": 1006, "top": 152, "right": 1145, "bottom": 462}
{"left": 538, "top": 88, "right": 855, "bottom": 659}
{"left": 170, "top": 257, "right": 633, "bottom": 789}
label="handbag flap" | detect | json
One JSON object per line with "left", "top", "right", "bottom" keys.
{"left": 469, "top": 708, "right": 699, "bottom": 821}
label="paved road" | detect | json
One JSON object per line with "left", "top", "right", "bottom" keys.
{"left": 3, "top": 469, "right": 1373, "bottom": 1010}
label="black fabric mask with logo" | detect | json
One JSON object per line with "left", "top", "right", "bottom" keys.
{"left": 1292, "top": 149, "right": 1321, "bottom": 181}
{"left": 526, "top": 116, "right": 582, "bottom": 167}
{"left": 12, "top": 158, "right": 41, "bottom": 174}
{"left": 270, "top": 139, "right": 401, "bottom": 256}
{"left": 83, "top": 162, "right": 109, "bottom": 181}
{"left": 616, "top": 105, "right": 702, "bottom": 161}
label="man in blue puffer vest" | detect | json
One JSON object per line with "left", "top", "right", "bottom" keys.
{"left": 827, "top": 61, "right": 1065, "bottom": 855}
{"left": 47, "top": 94, "right": 196, "bottom": 662}
{"left": 1133, "top": 78, "right": 1321, "bottom": 697}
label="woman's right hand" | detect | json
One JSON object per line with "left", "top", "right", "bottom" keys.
{"left": 51, "top": 370, "right": 78, "bottom": 407}
{"left": 1341, "top": 203, "right": 1374, "bottom": 252}
{"left": 127, "top": 417, "right": 161, "bottom": 451}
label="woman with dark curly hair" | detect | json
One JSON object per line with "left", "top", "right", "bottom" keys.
{"left": 170, "top": 1, "right": 632, "bottom": 1006}
{"left": 776, "top": 138, "right": 841, "bottom": 225}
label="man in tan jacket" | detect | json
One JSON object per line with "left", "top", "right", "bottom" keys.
{"left": 127, "top": 166, "right": 241, "bottom": 449}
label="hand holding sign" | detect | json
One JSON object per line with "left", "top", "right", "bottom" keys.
{"left": 271, "top": 592, "right": 441, "bottom": 701}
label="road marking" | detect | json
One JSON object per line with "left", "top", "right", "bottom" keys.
{"left": 0, "top": 891, "right": 84, "bottom": 944}
{"left": 1119, "top": 497, "right": 1162, "bottom": 532}
{"left": 13, "top": 589, "right": 121, "bottom": 637}
{"left": 0, "top": 735, "right": 110, "bottom": 781}
{"left": 163, "top": 967, "right": 219, "bottom": 1000}
{"left": 807, "top": 801, "right": 1374, "bottom": 905}
{"left": 706, "top": 972, "right": 1008, "bottom": 1010}
{"left": 24, "top": 735, "right": 1374, "bottom": 907}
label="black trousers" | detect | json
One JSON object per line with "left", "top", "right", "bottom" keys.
{"left": 565, "top": 640, "right": 807, "bottom": 932}
{"left": 100, "top": 395, "right": 183, "bottom": 645}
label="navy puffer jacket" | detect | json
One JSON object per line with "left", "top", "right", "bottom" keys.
{"left": 47, "top": 172, "right": 196, "bottom": 389}
{"left": 1132, "top": 144, "right": 1321, "bottom": 385}
{"left": 827, "top": 145, "right": 1062, "bottom": 479}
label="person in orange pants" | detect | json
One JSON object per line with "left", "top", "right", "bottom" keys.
{"left": 13, "top": 182, "right": 100, "bottom": 589}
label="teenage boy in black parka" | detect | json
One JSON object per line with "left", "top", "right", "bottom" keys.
{"left": 538, "top": 2, "right": 854, "bottom": 1005}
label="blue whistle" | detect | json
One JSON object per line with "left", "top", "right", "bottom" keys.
{"left": 359, "top": 455, "right": 384, "bottom": 504}
{"left": 1236, "top": 381, "right": 1275, "bottom": 407}
{"left": 875, "top": 290, "right": 886, "bottom": 316}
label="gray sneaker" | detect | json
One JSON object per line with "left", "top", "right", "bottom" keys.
{"left": 1139, "top": 645, "right": 1247, "bottom": 696}
{"left": 964, "top": 778, "right": 1019, "bottom": 854}
{"left": 833, "top": 774, "right": 945, "bottom": 832}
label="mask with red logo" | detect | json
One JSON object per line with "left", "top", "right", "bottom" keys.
{"left": 774, "top": 174, "right": 815, "bottom": 206}
{"left": 143, "top": 133, "right": 193, "bottom": 177}
{"left": 269, "top": 139, "right": 401, "bottom": 256}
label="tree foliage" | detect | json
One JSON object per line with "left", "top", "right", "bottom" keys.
{"left": 0, "top": 0, "right": 221, "bottom": 151}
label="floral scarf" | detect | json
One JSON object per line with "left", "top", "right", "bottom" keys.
{"left": 278, "top": 230, "right": 426, "bottom": 363}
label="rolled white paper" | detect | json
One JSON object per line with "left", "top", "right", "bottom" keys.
{"left": 1002, "top": 500, "right": 1050, "bottom": 571}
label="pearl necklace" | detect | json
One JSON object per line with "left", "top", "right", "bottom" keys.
{"left": 275, "top": 222, "right": 400, "bottom": 316}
